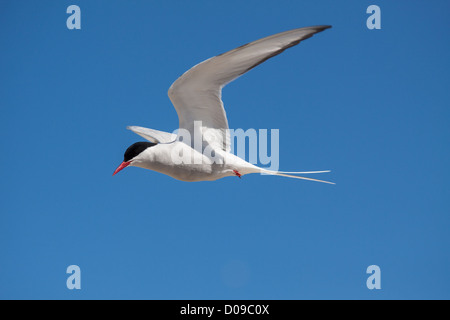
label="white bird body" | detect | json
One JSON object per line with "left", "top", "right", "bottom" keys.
{"left": 114, "top": 26, "right": 334, "bottom": 184}
{"left": 129, "top": 141, "right": 260, "bottom": 182}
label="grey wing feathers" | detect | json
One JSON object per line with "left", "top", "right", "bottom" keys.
{"left": 168, "top": 26, "right": 331, "bottom": 151}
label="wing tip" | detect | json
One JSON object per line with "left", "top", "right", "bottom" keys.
{"left": 312, "top": 25, "right": 332, "bottom": 31}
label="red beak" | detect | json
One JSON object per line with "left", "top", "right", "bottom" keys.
{"left": 113, "top": 161, "right": 131, "bottom": 176}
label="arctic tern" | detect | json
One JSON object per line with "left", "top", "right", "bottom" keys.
{"left": 114, "top": 26, "right": 334, "bottom": 184}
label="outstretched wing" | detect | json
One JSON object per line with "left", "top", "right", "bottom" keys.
{"left": 127, "top": 126, "right": 176, "bottom": 144}
{"left": 168, "top": 25, "right": 331, "bottom": 152}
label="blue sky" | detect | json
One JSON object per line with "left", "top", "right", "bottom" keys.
{"left": 1, "top": 0, "right": 449, "bottom": 299}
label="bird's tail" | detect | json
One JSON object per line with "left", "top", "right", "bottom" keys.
{"left": 259, "top": 169, "right": 335, "bottom": 184}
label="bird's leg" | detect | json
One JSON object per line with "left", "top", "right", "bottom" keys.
{"left": 233, "top": 170, "right": 242, "bottom": 178}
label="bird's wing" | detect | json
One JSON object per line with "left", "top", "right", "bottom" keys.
{"left": 168, "top": 25, "right": 331, "bottom": 152}
{"left": 127, "top": 126, "right": 176, "bottom": 144}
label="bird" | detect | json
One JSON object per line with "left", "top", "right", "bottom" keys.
{"left": 113, "top": 25, "right": 334, "bottom": 184}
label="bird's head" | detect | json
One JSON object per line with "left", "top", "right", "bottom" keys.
{"left": 113, "top": 141, "right": 157, "bottom": 175}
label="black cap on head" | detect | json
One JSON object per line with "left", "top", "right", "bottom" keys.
{"left": 124, "top": 142, "right": 156, "bottom": 162}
